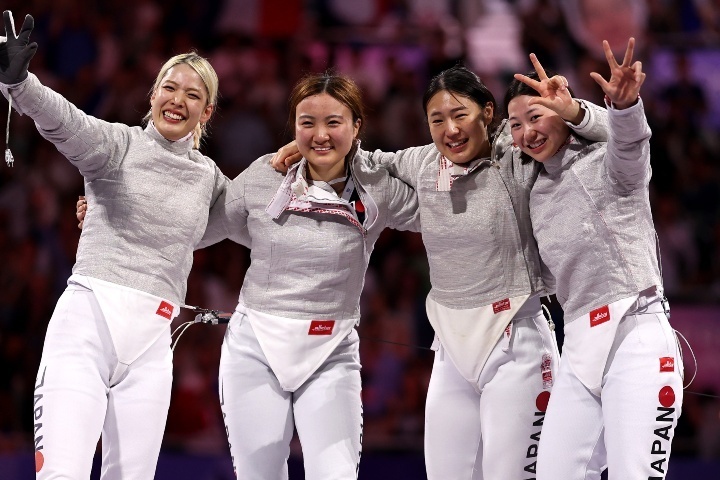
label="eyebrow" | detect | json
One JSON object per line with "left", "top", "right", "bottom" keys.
{"left": 297, "top": 113, "right": 346, "bottom": 120}
{"left": 162, "top": 79, "right": 203, "bottom": 94}
{"left": 508, "top": 106, "right": 541, "bottom": 121}
{"left": 429, "top": 105, "right": 468, "bottom": 117}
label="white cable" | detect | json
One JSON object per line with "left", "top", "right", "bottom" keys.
{"left": 541, "top": 303, "right": 555, "bottom": 331}
{"left": 171, "top": 321, "right": 196, "bottom": 352}
{"left": 674, "top": 329, "right": 697, "bottom": 390}
{"left": 5, "top": 96, "right": 14, "bottom": 167}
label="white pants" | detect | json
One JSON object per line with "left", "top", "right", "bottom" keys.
{"left": 33, "top": 284, "right": 173, "bottom": 479}
{"left": 219, "top": 312, "right": 363, "bottom": 480}
{"left": 424, "top": 311, "right": 559, "bottom": 480}
{"left": 536, "top": 302, "right": 683, "bottom": 480}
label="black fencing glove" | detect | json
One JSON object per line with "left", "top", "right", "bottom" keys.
{"left": 0, "top": 11, "right": 37, "bottom": 84}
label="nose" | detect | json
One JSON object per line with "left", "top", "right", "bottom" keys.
{"left": 315, "top": 126, "right": 330, "bottom": 142}
{"left": 522, "top": 125, "right": 537, "bottom": 143}
{"left": 446, "top": 120, "right": 460, "bottom": 136}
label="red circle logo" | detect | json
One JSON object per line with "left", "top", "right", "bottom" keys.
{"left": 659, "top": 386, "right": 675, "bottom": 408}
{"left": 536, "top": 391, "right": 551, "bottom": 412}
{"left": 35, "top": 451, "right": 45, "bottom": 473}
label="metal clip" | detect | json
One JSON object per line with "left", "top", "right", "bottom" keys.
{"left": 661, "top": 296, "right": 671, "bottom": 320}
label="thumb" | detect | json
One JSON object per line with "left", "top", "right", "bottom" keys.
{"left": 589, "top": 72, "right": 609, "bottom": 92}
{"left": 527, "top": 96, "right": 556, "bottom": 110}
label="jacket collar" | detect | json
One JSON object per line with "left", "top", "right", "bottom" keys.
{"left": 144, "top": 121, "right": 195, "bottom": 155}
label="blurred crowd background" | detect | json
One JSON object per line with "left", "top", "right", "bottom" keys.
{"left": 1, "top": 0, "right": 720, "bottom": 475}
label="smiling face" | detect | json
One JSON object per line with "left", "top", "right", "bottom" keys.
{"left": 150, "top": 63, "right": 214, "bottom": 141}
{"left": 426, "top": 90, "right": 493, "bottom": 165}
{"left": 507, "top": 95, "right": 571, "bottom": 163}
{"left": 295, "top": 93, "right": 360, "bottom": 181}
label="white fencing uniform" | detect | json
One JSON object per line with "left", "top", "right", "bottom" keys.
{"left": 530, "top": 99, "right": 683, "bottom": 479}
{"left": 218, "top": 311, "right": 362, "bottom": 480}
{"left": 424, "top": 295, "right": 559, "bottom": 479}
{"left": 33, "top": 282, "right": 173, "bottom": 479}
{"left": 364, "top": 99, "right": 608, "bottom": 479}
{"left": 2, "top": 73, "right": 227, "bottom": 479}
{"left": 536, "top": 293, "right": 682, "bottom": 480}
{"left": 199, "top": 153, "right": 419, "bottom": 479}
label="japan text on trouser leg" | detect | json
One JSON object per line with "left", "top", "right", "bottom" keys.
{"left": 34, "top": 285, "right": 172, "bottom": 480}
{"left": 219, "top": 313, "right": 362, "bottom": 480}
{"left": 424, "top": 312, "right": 559, "bottom": 480}
{"left": 536, "top": 308, "right": 683, "bottom": 480}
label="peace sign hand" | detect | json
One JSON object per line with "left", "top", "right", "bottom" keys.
{"left": 589, "top": 38, "right": 645, "bottom": 110}
{"left": 0, "top": 10, "right": 37, "bottom": 84}
{"left": 513, "top": 53, "right": 582, "bottom": 123}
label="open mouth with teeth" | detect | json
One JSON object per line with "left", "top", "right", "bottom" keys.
{"left": 312, "top": 146, "right": 333, "bottom": 152}
{"left": 447, "top": 139, "right": 468, "bottom": 151}
{"left": 527, "top": 138, "right": 547, "bottom": 152}
{"left": 163, "top": 111, "right": 185, "bottom": 122}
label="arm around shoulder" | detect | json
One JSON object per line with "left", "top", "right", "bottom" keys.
{"left": 365, "top": 144, "right": 435, "bottom": 188}
{"left": 197, "top": 169, "right": 250, "bottom": 250}
{"left": 383, "top": 174, "right": 420, "bottom": 233}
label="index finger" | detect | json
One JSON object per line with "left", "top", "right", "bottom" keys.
{"left": 513, "top": 73, "right": 543, "bottom": 93}
{"left": 529, "top": 53, "right": 548, "bottom": 80}
{"left": 3, "top": 11, "right": 17, "bottom": 38}
{"left": 601, "top": 40, "right": 620, "bottom": 70}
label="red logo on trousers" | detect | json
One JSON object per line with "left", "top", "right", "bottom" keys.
{"left": 493, "top": 298, "right": 511, "bottom": 314}
{"left": 35, "top": 451, "right": 44, "bottom": 473}
{"left": 156, "top": 301, "right": 174, "bottom": 320}
{"left": 589, "top": 305, "right": 610, "bottom": 327}
{"left": 660, "top": 357, "right": 675, "bottom": 373}
{"left": 536, "top": 391, "right": 551, "bottom": 412}
{"left": 308, "top": 320, "right": 335, "bottom": 335}
{"left": 659, "top": 386, "right": 675, "bottom": 407}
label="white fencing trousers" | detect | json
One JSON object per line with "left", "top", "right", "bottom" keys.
{"left": 424, "top": 311, "right": 559, "bottom": 480}
{"left": 536, "top": 304, "right": 683, "bottom": 480}
{"left": 219, "top": 312, "right": 363, "bottom": 480}
{"left": 33, "top": 284, "right": 173, "bottom": 480}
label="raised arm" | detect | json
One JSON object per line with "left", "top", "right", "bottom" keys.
{"left": 590, "top": 38, "right": 651, "bottom": 191}
{"left": 0, "top": 10, "right": 128, "bottom": 178}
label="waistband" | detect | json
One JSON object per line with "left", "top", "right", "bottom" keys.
{"left": 511, "top": 293, "right": 543, "bottom": 321}
{"left": 627, "top": 289, "right": 667, "bottom": 316}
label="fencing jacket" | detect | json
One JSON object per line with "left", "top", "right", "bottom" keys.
{"left": 2, "top": 73, "right": 227, "bottom": 306}
{"left": 530, "top": 98, "right": 661, "bottom": 324}
{"left": 198, "top": 150, "right": 420, "bottom": 320}
{"left": 365, "top": 99, "right": 609, "bottom": 310}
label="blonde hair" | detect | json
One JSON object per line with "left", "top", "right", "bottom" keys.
{"left": 144, "top": 52, "right": 219, "bottom": 149}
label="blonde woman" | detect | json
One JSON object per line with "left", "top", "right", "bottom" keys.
{"left": 0, "top": 11, "right": 226, "bottom": 479}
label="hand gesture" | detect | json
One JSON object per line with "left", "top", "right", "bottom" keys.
{"left": 590, "top": 38, "right": 645, "bottom": 110}
{"left": 0, "top": 11, "right": 37, "bottom": 84}
{"left": 513, "top": 53, "right": 580, "bottom": 122}
{"left": 270, "top": 140, "right": 301, "bottom": 173}
{"left": 77, "top": 196, "right": 87, "bottom": 230}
